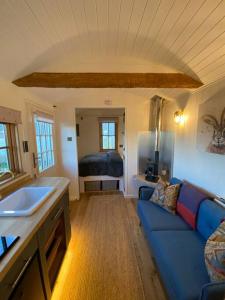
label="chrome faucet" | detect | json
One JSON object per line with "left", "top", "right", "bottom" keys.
{"left": 0, "top": 170, "right": 15, "bottom": 180}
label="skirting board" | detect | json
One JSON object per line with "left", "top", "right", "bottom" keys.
{"left": 124, "top": 194, "right": 137, "bottom": 199}
{"left": 79, "top": 175, "right": 124, "bottom": 193}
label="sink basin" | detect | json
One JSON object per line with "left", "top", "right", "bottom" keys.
{"left": 0, "top": 186, "right": 55, "bottom": 216}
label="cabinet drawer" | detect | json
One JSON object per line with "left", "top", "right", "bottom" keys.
{"left": 0, "top": 236, "right": 37, "bottom": 300}
{"left": 39, "top": 197, "right": 64, "bottom": 245}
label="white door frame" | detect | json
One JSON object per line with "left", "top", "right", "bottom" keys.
{"left": 74, "top": 107, "right": 128, "bottom": 198}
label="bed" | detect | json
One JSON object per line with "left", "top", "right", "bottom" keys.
{"left": 79, "top": 152, "right": 124, "bottom": 192}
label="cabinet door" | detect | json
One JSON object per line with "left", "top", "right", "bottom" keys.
{"left": 9, "top": 253, "right": 45, "bottom": 300}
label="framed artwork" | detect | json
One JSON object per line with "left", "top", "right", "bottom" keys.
{"left": 197, "top": 97, "right": 225, "bottom": 155}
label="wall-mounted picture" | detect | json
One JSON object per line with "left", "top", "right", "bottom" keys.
{"left": 197, "top": 97, "right": 225, "bottom": 155}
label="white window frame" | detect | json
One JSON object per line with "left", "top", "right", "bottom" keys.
{"left": 33, "top": 113, "right": 55, "bottom": 174}
{"left": 99, "top": 118, "right": 118, "bottom": 152}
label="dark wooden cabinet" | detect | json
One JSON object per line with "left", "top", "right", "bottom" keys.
{"left": 37, "top": 189, "right": 71, "bottom": 299}
{"left": 0, "top": 237, "right": 45, "bottom": 300}
{"left": 9, "top": 252, "right": 45, "bottom": 300}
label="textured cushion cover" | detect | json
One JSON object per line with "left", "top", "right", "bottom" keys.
{"left": 150, "top": 231, "right": 210, "bottom": 300}
{"left": 205, "top": 221, "right": 225, "bottom": 282}
{"left": 177, "top": 182, "right": 208, "bottom": 229}
{"left": 150, "top": 180, "right": 180, "bottom": 214}
{"left": 163, "top": 184, "right": 180, "bottom": 214}
{"left": 197, "top": 199, "right": 225, "bottom": 240}
{"left": 150, "top": 180, "right": 167, "bottom": 204}
{"left": 137, "top": 200, "right": 191, "bottom": 235}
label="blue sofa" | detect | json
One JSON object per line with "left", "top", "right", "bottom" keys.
{"left": 137, "top": 178, "right": 225, "bottom": 300}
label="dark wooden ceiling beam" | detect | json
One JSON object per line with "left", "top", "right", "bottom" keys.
{"left": 12, "top": 72, "right": 203, "bottom": 88}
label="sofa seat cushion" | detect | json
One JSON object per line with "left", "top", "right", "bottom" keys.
{"left": 150, "top": 231, "right": 210, "bottom": 300}
{"left": 137, "top": 200, "right": 191, "bottom": 233}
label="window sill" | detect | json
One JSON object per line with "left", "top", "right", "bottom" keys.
{"left": 0, "top": 174, "right": 31, "bottom": 197}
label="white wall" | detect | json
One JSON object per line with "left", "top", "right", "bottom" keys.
{"left": 173, "top": 80, "right": 225, "bottom": 197}
{"left": 56, "top": 89, "right": 150, "bottom": 200}
{"left": 0, "top": 80, "right": 59, "bottom": 178}
{"left": 76, "top": 113, "right": 124, "bottom": 158}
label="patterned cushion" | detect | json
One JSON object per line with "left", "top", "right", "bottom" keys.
{"left": 164, "top": 184, "right": 180, "bottom": 214}
{"left": 205, "top": 221, "right": 225, "bottom": 282}
{"left": 177, "top": 182, "right": 208, "bottom": 229}
{"left": 150, "top": 180, "right": 167, "bottom": 204}
{"left": 150, "top": 180, "right": 180, "bottom": 214}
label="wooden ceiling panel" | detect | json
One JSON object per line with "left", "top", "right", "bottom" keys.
{"left": 0, "top": 0, "right": 225, "bottom": 86}
{"left": 12, "top": 72, "right": 203, "bottom": 89}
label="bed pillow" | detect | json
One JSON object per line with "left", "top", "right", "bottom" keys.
{"left": 205, "top": 221, "right": 225, "bottom": 282}
{"left": 177, "top": 182, "right": 208, "bottom": 229}
{"left": 150, "top": 180, "right": 180, "bottom": 214}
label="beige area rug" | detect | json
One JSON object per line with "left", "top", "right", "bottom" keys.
{"left": 52, "top": 192, "right": 166, "bottom": 300}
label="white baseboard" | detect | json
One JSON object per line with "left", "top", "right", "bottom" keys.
{"left": 124, "top": 194, "right": 137, "bottom": 199}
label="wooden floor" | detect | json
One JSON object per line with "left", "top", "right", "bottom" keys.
{"left": 52, "top": 192, "right": 167, "bottom": 300}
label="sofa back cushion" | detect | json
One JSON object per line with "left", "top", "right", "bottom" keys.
{"left": 177, "top": 182, "right": 208, "bottom": 229}
{"left": 169, "top": 177, "right": 182, "bottom": 186}
{"left": 197, "top": 199, "right": 225, "bottom": 240}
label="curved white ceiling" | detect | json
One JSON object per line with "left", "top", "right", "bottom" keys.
{"left": 1, "top": 0, "right": 225, "bottom": 87}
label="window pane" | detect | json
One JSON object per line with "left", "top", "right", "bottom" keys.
{"left": 102, "top": 123, "right": 108, "bottom": 135}
{"left": 47, "top": 152, "right": 52, "bottom": 165}
{"left": 108, "top": 123, "right": 115, "bottom": 135}
{"left": 41, "top": 136, "right": 46, "bottom": 152}
{"left": 38, "top": 157, "right": 43, "bottom": 172}
{"left": 102, "top": 136, "right": 109, "bottom": 149}
{"left": 0, "top": 124, "right": 7, "bottom": 147}
{"left": 46, "top": 136, "right": 51, "bottom": 151}
{"left": 34, "top": 120, "right": 55, "bottom": 172}
{"left": 109, "top": 136, "right": 115, "bottom": 149}
{"left": 0, "top": 149, "right": 9, "bottom": 172}
{"left": 46, "top": 123, "right": 50, "bottom": 135}
{"left": 42, "top": 152, "right": 47, "bottom": 169}
{"left": 49, "top": 124, "right": 53, "bottom": 135}
{"left": 35, "top": 120, "right": 40, "bottom": 135}
{"left": 36, "top": 136, "right": 41, "bottom": 153}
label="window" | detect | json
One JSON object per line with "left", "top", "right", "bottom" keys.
{"left": 0, "top": 123, "right": 20, "bottom": 173}
{"left": 34, "top": 119, "right": 54, "bottom": 173}
{"left": 99, "top": 119, "right": 118, "bottom": 151}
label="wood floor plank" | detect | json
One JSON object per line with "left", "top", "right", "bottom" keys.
{"left": 52, "top": 192, "right": 167, "bottom": 300}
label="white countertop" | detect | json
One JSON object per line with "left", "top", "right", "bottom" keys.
{"left": 0, "top": 177, "right": 70, "bottom": 281}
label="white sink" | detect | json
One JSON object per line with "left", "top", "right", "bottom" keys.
{"left": 0, "top": 186, "right": 55, "bottom": 216}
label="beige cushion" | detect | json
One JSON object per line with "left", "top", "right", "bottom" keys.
{"left": 150, "top": 180, "right": 180, "bottom": 214}
{"left": 205, "top": 221, "right": 225, "bottom": 282}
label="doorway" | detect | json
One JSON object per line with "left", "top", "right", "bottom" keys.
{"left": 75, "top": 108, "right": 126, "bottom": 195}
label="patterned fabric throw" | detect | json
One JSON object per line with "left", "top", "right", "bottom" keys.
{"left": 205, "top": 221, "right": 225, "bottom": 282}
{"left": 150, "top": 180, "right": 180, "bottom": 214}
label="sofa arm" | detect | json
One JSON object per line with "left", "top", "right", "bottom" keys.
{"left": 200, "top": 281, "right": 225, "bottom": 300}
{"left": 139, "top": 186, "right": 155, "bottom": 201}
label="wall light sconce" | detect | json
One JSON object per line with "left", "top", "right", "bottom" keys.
{"left": 174, "top": 110, "right": 185, "bottom": 125}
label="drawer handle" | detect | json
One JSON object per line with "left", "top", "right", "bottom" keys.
{"left": 11, "top": 256, "right": 32, "bottom": 290}
{"left": 52, "top": 207, "right": 63, "bottom": 221}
